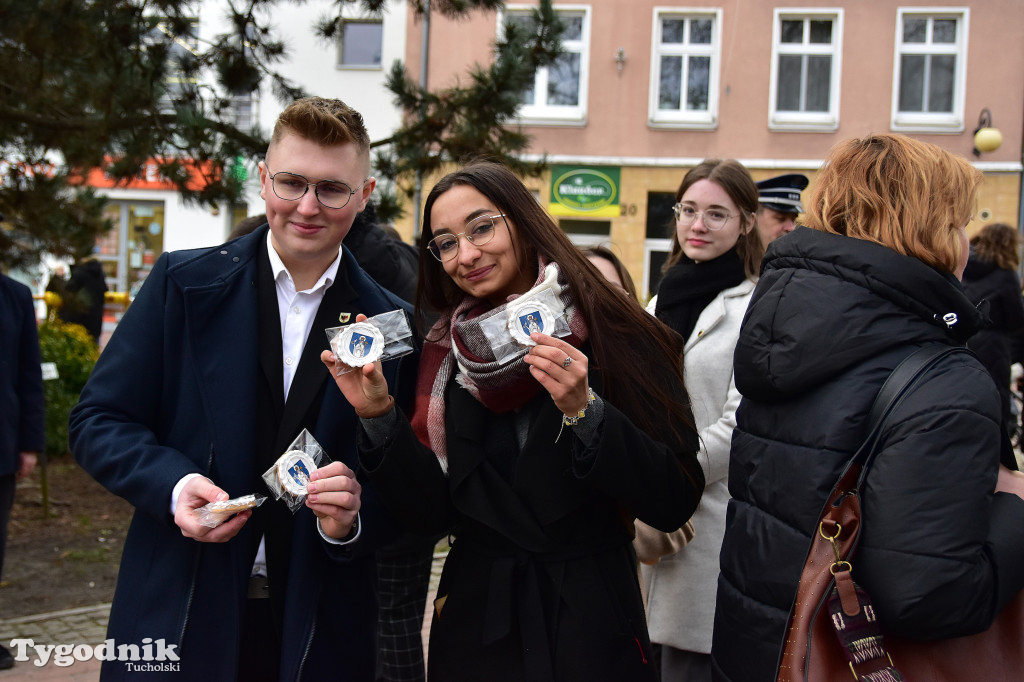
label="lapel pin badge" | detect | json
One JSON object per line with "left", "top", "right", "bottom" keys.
{"left": 339, "top": 312, "right": 352, "bottom": 323}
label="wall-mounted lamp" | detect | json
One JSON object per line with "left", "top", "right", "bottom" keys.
{"left": 615, "top": 48, "right": 626, "bottom": 75}
{"left": 972, "top": 108, "right": 1002, "bottom": 157}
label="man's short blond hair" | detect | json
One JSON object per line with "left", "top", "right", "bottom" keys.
{"left": 269, "top": 97, "right": 371, "bottom": 159}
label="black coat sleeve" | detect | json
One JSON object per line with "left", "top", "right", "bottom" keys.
{"left": 357, "top": 408, "right": 454, "bottom": 536}
{"left": 69, "top": 255, "right": 200, "bottom": 520}
{"left": 15, "top": 282, "right": 45, "bottom": 455}
{"left": 856, "top": 354, "right": 1024, "bottom": 638}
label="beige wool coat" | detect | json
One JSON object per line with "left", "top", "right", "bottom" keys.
{"left": 642, "top": 278, "right": 755, "bottom": 654}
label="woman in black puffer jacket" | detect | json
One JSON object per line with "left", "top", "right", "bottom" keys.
{"left": 962, "top": 222, "right": 1024, "bottom": 437}
{"left": 711, "top": 135, "right": 1024, "bottom": 682}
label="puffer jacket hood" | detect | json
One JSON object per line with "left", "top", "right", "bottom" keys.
{"left": 734, "top": 227, "right": 981, "bottom": 402}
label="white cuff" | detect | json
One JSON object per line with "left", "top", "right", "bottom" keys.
{"left": 317, "top": 513, "right": 361, "bottom": 546}
{"left": 170, "top": 473, "right": 205, "bottom": 515}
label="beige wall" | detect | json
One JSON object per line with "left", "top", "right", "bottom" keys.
{"left": 399, "top": 1, "right": 1024, "bottom": 290}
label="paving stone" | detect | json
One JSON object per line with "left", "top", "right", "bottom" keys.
{"left": 0, "top": 548, "right": 448, "bottom": 680}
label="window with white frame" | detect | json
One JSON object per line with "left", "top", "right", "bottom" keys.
{"left": 769, "top": 10, "right": 843, "bottom": 131}
{"left": 649, "top": 9, "right": 721, "bottom": 129}
{"left": 505, "top": 6, "right": 590, "bottom": 124}
{"left": 337, "top": 19, "right": 383, "bottom": 68}
{"left": 891, "top": 8, "right": 968, "bottom": 131}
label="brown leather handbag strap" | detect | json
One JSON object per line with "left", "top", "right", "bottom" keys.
{"left": 776, "top": 343, "right": 966, "bottom": 682}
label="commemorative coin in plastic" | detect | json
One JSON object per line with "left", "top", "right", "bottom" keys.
{"left": 278, "top": 450, "right": 316, "bottom": 497}
{"left": 507, "top": 300, "right": 556, "bottom": 346}
{"left": 333, "top": 321, "right": 385, "bottom": 366}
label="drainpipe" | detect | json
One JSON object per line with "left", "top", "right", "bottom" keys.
{"left": 412, "top": 0, "right": 430, "bottom": 239}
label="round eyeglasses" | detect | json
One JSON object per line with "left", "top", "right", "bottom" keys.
{"left": 427, "top": 214, "right": 506, "bottom": 262}
{"left": 268, "top": 170, "right": 365, "bottom": 209}
{"left": 672, "top": 203, "right": 737, "bottom": 231}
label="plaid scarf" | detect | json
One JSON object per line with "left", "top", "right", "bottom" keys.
{"left": 410, "top": 261, "right": 589, "bottom": 473}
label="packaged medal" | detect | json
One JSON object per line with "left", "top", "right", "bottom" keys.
{"left": 325, "top": 309, "right": 415, "bottom": 375}
{"left": 478, "top": 288, "right": 572, "bottom": 364}
{"left": 262, "top": 428, "right": 330, "bottom": 512}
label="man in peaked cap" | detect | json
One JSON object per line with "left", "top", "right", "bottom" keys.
{"left": 755, "top": 173, "right": 809, "bottom": 245}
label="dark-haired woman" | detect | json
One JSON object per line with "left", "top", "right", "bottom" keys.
{"left": 642, "top": 159, "right": 763, "bottom": 681}
{"left": 322, "top": 160, "right": 704, "bottom": 682}
{"left": 962, "top": 222, "right": 1024, "bottom": 441}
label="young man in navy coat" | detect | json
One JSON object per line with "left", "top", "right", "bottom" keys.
{"left": 70, "top": 98, "right": 417, "bottom": 681}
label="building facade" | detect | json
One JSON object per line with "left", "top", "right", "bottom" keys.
{"left": 402, "top": 0, "right": 1024, "bottom": 298}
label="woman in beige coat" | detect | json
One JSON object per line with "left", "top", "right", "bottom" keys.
{"left": 643, "top": 159, "right": 763, "bottom": 680}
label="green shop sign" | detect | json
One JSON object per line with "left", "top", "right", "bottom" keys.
{"left": 549, "top": 166, "right": 620, "bottom": 217}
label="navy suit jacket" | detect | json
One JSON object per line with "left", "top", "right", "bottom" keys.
{"left": 0, "top": 274, "right": 44, "bottom": 476}
{"left": 70, "top": 227, "right": 418, "bottom": 681}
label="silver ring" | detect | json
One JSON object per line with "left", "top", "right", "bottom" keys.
{"left": 563, "top": 356, "right": 572, "bottom": 369}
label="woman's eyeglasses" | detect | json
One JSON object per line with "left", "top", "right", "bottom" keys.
{"left": 672, "top": 203, "right": 736, "bottom": 231}
{"left": 427, "top": 214, "right": 506, "bottom": 262}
